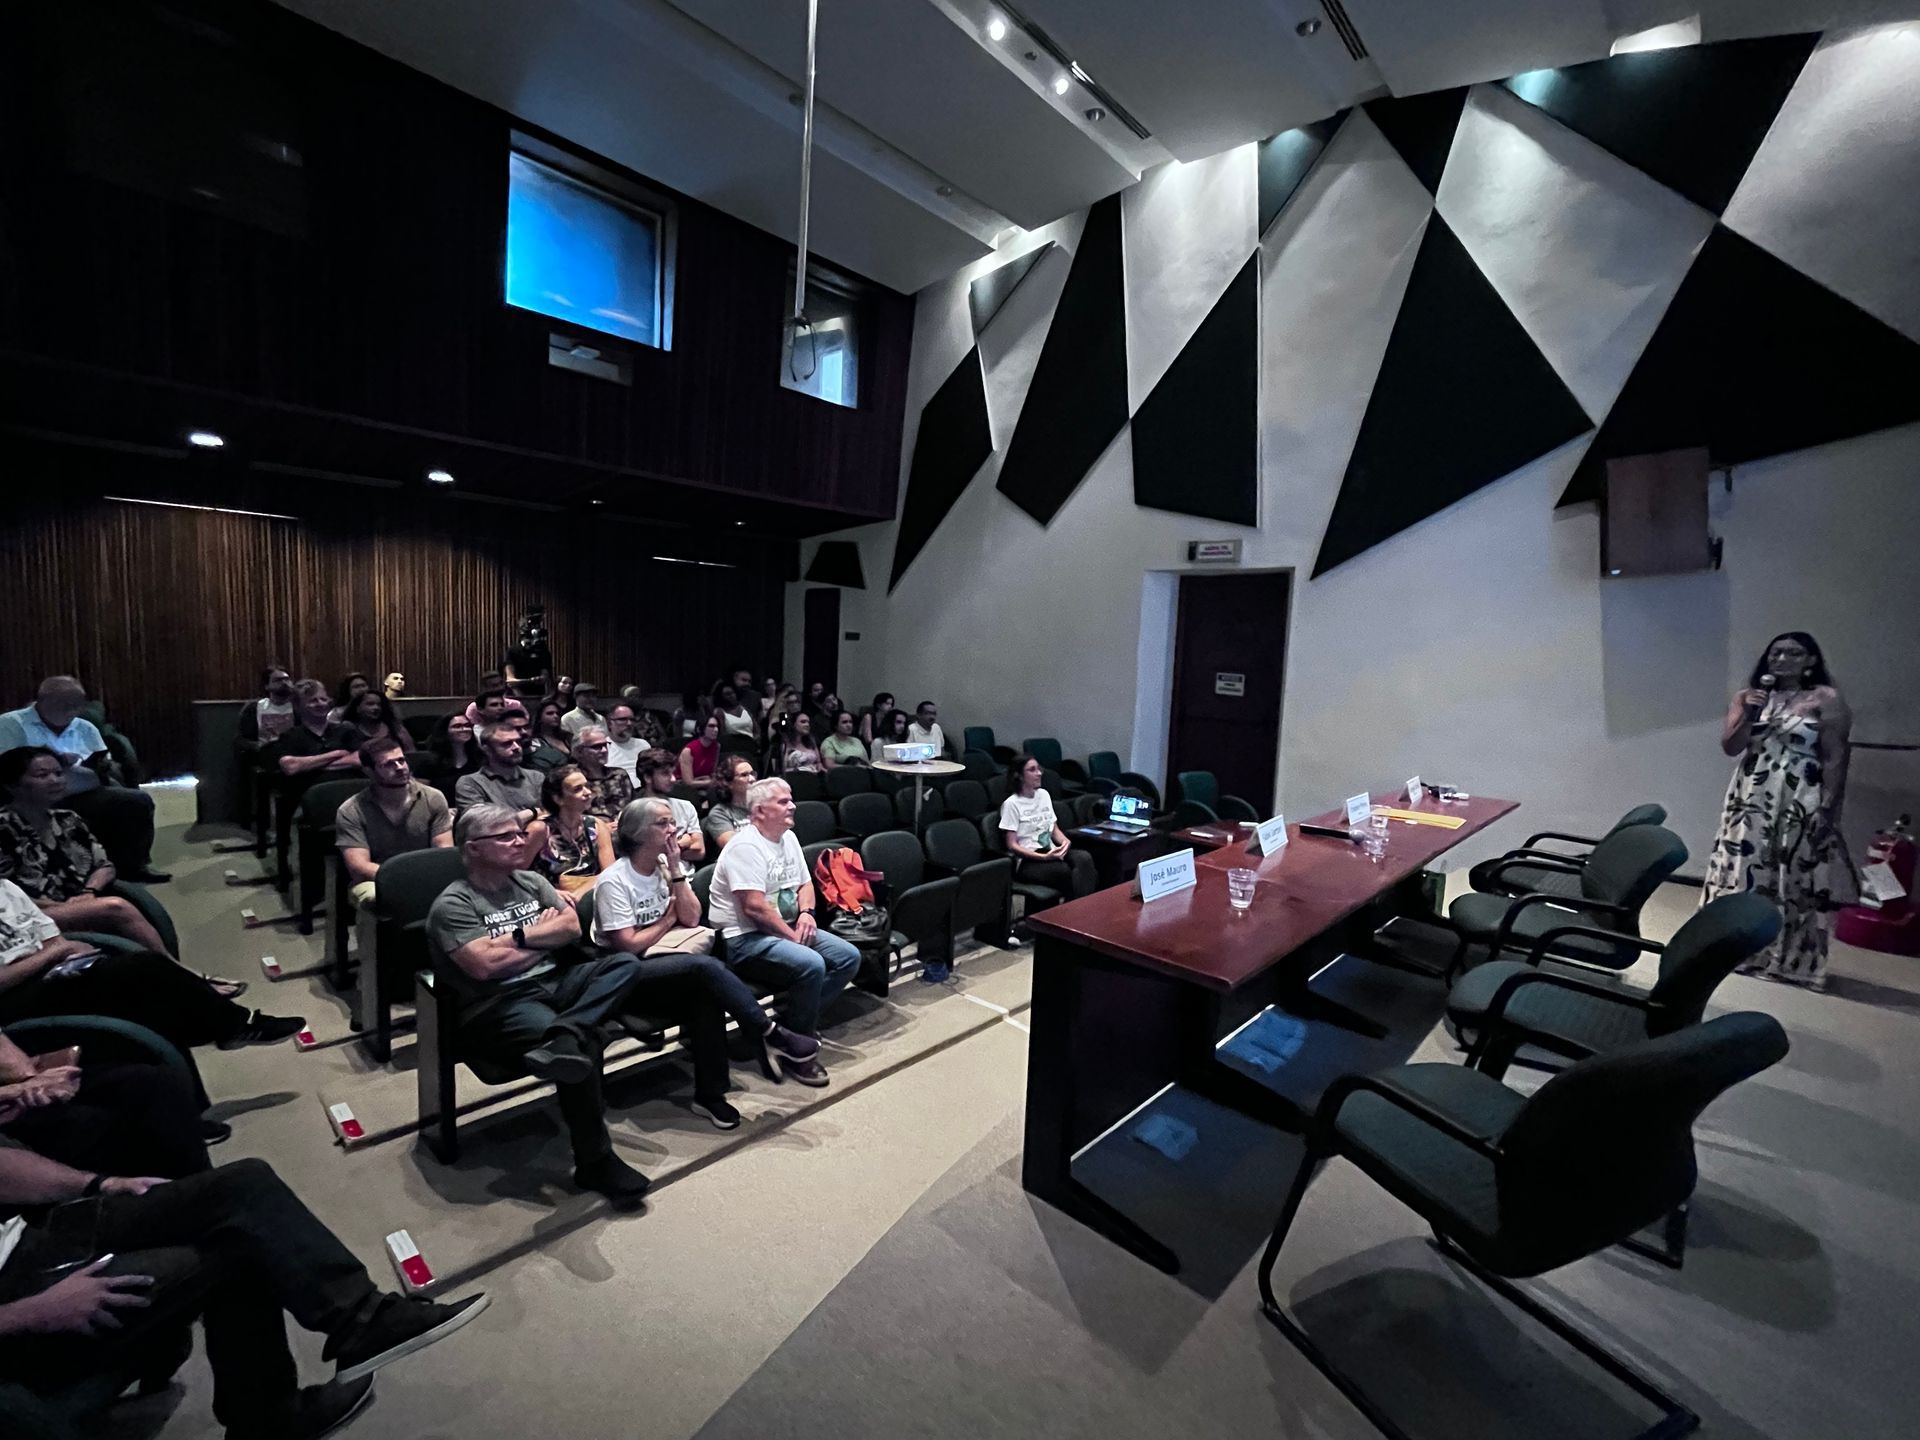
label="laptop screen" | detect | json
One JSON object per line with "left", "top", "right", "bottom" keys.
{"left": 1109, "top": 794, "right": 1151, "bottom": 824}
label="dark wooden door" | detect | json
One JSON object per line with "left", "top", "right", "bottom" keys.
{"left": 1165, "top": 571, "right": 1289, "bottom": 811}
{"left": 801, "top": 586, "right": 841, "bottom": 695}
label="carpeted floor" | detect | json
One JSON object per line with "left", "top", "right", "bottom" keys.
{"left": 94, "top": 790, "right": 1920, "bottom": 1438}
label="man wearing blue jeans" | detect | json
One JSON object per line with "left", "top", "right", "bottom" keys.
{"left": 707, "top": 778, "right": 860, "bottom": 1087}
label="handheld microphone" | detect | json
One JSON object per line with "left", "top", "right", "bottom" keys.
{"left": 1760, "top": 673, "right": 1777, "bottom": 690}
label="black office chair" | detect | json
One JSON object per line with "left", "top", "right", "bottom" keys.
{"left": 894, "top": 785, "right": 946, "bottom": 834}
{"left": 837, "top": 791, "right": 894, "bottom": 841}
{"left": 978, "top": 814, "right": 1063, "bottom": 924}
{"left": 1154, "top": 799, "right": 1219, "bottom": 831}
{"left": 1442, "top": 825, "right": 1689, "bottom": 978}
{"left": 294, "top": 779, "right": 367, "bottom": 935}
{"left": 985, "top": 774, "right": 1011, "bottom": 808}
{"left": 1258, "top": 1012, "right": 1789, "bottom": 1440}
{"left": 357, "top": 846, "right": 465, "bottom": 1063}
{"left": 1467, "top": 803, "right": 1670, "bottom": 900}
{"left": 792, "top": 799, "right": 836, "bottom": 846}
{"left": 401, "top": 713, "right": 444, "bottom": 746}
{"left": 785, "top": 770, "right": 828, "bottom": 804}
{"left": 860, "top": 830, "right": 958, "bottom": 976}
{"left": 959, "top": 750, "right": 996, "bottom": 782}
{"left": 1071, "top": 792, "right": 1109, "bottom": 826}
{"left": 944, "top": 779, "right": 991, "bottom": 820}
{"left": 719, "top": 731, "right": 760, "bottom": 758}
{"left": 1117, "top": 772, "right": 1161, "bottom": 809}
{"left": 925, "top": 818, "right": 1013, "bottom": 950}
{"left": 826, "top": 766, "right": 874, "bottom": 801}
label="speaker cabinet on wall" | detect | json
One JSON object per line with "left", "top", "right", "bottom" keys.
{"left": 1601, "top": 448, "right": 1713, "bottom": 577}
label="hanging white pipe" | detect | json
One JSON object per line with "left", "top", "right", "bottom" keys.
{"left": 787, "top": 0, "right": 819, "bottom": 380}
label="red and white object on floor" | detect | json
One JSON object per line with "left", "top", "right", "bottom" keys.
{"left": 386, "top": 1230, "right": 434, "bottom": 1292}
{"left": 295, "top": 1027, "right": 319, "bottom": 1050}
{"left": 326, "top": 1102, "right": 365, "bottom": 1143}
{"left": 260, "top": 954, "right": 283, "bottom": 980}
{"left": 1836, "top": 813, "right": 1918, "bottom": 956}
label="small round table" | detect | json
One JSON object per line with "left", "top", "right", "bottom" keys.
{"left": 871, "top": 758, "right": 966, "bottom": 832}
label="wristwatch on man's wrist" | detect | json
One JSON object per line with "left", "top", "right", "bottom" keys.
{"left": 512, "top": 925, "right": 527, "bottom": 949}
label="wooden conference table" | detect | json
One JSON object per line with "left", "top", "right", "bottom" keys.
{"left": 1021, "top": 790, "right": 1517, "bottom": 1273}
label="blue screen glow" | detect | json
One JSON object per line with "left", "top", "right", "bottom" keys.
{"left": 506, "top": 152, "right": 660, "bottom": 347}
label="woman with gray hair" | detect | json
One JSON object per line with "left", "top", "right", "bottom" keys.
{"left": 591, "top": 797, "right": 820, "bottom": 1129}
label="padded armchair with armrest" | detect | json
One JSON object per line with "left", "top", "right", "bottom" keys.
{"left": 792, "top": 800, "right": 837, "bottom": 846}
{"left": 924, "top": 818, "right": 1013, "bottom": 950}
{"left": 861, "top": 831, "right": 959, "bottom": 978}
{"left": 1083, "top": 751, "right": 1123, "bottom": 795}
{"left": 943, "top": 779, "right": 991, "bottom": 821}
{"left": 1468, "top": 803, "right": 1669, "bottom": 900}
{"left": 293, "top": 779, "right": 366, "bottom": 936}
{"left": 1258, "top": 1012, "right": 1789, "bottom": 1440}
{"left": 104, "top": 878, "right": 180, "bottom": 957}
{"left": 1117, "top": 772, "right": 1161, "bottom": 809}
{"left": 836, "top": 791, "right": 894, "bottom": 842}
{"left": 1175, "top": 770, "right": 1258, "bottom": 820}
{"left": 894, "top": 785, "right": 946, "bottom": 834}
{"left": 978, "top": 814, "right": 1064, "bottom": 926}
{"left": 356, "top": 846, "right": 465, "bottom": 1063}
{"left": 826, "top": 766, "right": 874, "bottom": 801}
{"left": 962, "top": 727, "right": 1016, "bottom": 765}
{"left": 1154, "top": 799, "right": 1219, "bottom": 832}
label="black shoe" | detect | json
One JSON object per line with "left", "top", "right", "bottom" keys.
{"left": 125, "top": 866, "right": 173, "bottom": 885}
{"left": 325, "top": 1292, "right": 490, "bottom": 1384}
{"left": 783, "top": 1056, "right": 831, "bottom": 1088}
{"left": 762, "top": 1023, "right": 820, "bottom": 1064}
{"left": 216, "top": 1011, "right": 306, "bottom": 1049}
{"left": 230, "top": 1375, "right": 376, "bottom": 1440}
{"left": 691, "top": 1095, "right": 741, "bottom": 1131}
{"left": 615, "top": 1014, "right": 668, "bottom": 1050}
{"left": 574, "top": 1152, "right": 652, "bottom": 1204}
{"left": 522, "top": 1033, "right": 593, "bottom": 1084}
{"left": 200, "top": 1118, "right": 234, "bottom": 1145}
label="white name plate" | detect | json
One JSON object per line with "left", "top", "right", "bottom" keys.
{"left": 1406, "top": 775, "right": 1422, "bottom": 806}
{"left": 1345, "top": 792, "right": 1373, "bottom": 827}
{"left": 1251, "top": 814, "right": 1289, "bottom": 856}
{"left": 1134, "top": 848, "right": 1198, "bottom": 902}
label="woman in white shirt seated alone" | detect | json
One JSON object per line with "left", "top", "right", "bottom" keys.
{"left": 998, "top": 756, "right": 1095, "bottom": 901}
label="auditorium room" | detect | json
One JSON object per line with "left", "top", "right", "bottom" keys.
{"left": 5, "top": 2, "right": 1920, "bottom": 1438}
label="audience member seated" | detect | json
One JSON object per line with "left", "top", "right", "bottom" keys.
{"left": 525, "top": 697, "right": 573, "bottom": 771}
{"left": 859, "top": 692, "right": 895, "bottom": 747}
{"left": 334, "top": 738, "right": 453, "bottom": 921}
{"left": 592, "top": 799, "right": 821, "bottom": 1128}
{"left": 275, "top": 680, "right": 361, "bottom": 783}
{"left": 707, "top": 779, "right": 859, "bottom": 1087}
{"left": 672, "top": 689, "right": 710, "bottom": 742}
{"left": 702, "top": 756, "right": 756, "bottom": 852}
{"left": 870, "top": 707, "right": 912, "bottom": 761}
{"left": 553, "top": 675, "right": 576, "bottom": 712}
{"left": 326, "top": 672, "right": 372, "bottom": 725}
{"left": 453, "top": 723, "right": 546, "bottom": 845}
{"left": 999, "top": 756, "right": 1095, "bottom": 902}
{"left": 569, "top": 727, "right": 634, "bottom": 823}
{"left": 803, "top": 681, "right": 829, "bottom": 727}
{"left": 464, "top": 678, "right": 527, "bottom": 729}
{"left": 712, "top": 684, "right": 759, "bottom": 740}
{"left": 759, "top": 676, "right": 780, "bottom": 722}
{"left": 0, "top": 873, "right": 304, "bottom": 1084}
{"left": 778, "top": 713, "right": 824, "bottom": 774}
{"left": 238, "top": 665, "right": 296, "bottom": 748}
{"left": 426, "top": 712, "right": 482, "bottom": 788}
{"left": 337, "top": 687, "right": 416, "bottom": 755}
{"left": 677, "top": 713, "right": 722, "bottom": 793}
{"left": 821, "top": 711, "right": 868, "bottom": 769}
{"left": 426, "top": 805, "right": 652, "bottom": 1203}
{"left": 908, "top": 700, "right": 946, "bottom": 757}
{"left": 0, "top": 1020, "right": 211, "bottom": 1175}
{"left": 606, "top": 703, "right": 646, "bottom": 783}
{"left": 561, "top": 681, "right": 606, "bottom": 739}
{"left": 0, "top": 1145, "right": 488, "bottom": 1439}
{"left": 0, "top": 677, "right": 167, "bottom": 883}
{"left": 634, "top": 748, "right": 705, "bottom": 864}
{"left": 535, "top": 765, "right": 613, "bottom": 895}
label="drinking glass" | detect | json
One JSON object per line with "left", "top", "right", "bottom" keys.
{"left": 1226, "top": 868, "right": 1257, "bottom": 910}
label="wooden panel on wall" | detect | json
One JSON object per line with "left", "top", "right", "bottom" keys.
{"left": 0, "top": 495, "right": 788, "bottom": 778}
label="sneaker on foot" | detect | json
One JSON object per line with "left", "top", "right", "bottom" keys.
{"left": 325, "top": 1292, "right": 490, "bottom": 1384}
{"left": 574, "top": 1152, "right": 652, "bottom": 1203}
{"left": 200, "top": 1118, "right": 233, "bottom": 1145}
{"left": 232, "top": 1375, "right": 376, "bottom": 1440}
{"left": 762, "top": 1023, "right": 820, "bottom": 1063}
{"left": 783, "top": 1056, "right": 830, "bottom": 1088}
{"left": 691, "top": 1095, "right": 742, "bottom": 1131}
{"left": 217, "top": 1011, "right": 306, "bottom": 1049}
{"left": 920, "top": 961, "right": 952, "bottom": 984}
{"left": 521, "top": 1034, "right": 593, "bottom": 1084}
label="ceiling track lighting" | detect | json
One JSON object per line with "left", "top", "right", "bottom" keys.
{"left": 185, "top": 429, "right": 226, "bottom": 448}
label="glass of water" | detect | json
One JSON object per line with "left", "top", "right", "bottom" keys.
{"left": 1227, "top": 868, "right": 1257, "bottom": 910}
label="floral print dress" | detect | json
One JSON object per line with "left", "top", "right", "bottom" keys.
{"left": 1701, "top": 695, "right": 1838, "bottom": 985}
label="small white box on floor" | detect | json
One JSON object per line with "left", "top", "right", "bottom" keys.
{"left": 386, "top": 1230, "right": 434, "bottom": 1292}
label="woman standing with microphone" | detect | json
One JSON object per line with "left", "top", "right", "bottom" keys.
{"left": 1703, "top": 631, "right": 1851, "bottom": 990}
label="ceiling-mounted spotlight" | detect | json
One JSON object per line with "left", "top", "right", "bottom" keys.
{"left": 589, "top": 498, "right": 604, "bottom": 507}
{"left": 186, "top": 429, "right": 226, "bottom": 449}
{"left": 426, "top": 468, "right": 455, "bottom": 485}
{"left": 986, "top": 17, "right": 1007, "bottom": 42}
{"left": 1296, "top": 17, "right": 1321, "bottom": 36}
{"left": 1052, "top": 74, "right": 1069, "bottom": 95}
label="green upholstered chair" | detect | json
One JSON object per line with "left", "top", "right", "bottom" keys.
{"left": 1442, "top": 825, "right": 1688, "bottom": 978}
{"left": 294, "top": 778, "right": 367, "bottom": 936}
{"left": 109, "top": 878, "right": 179, "bottom": 956}
{"left": 924, "top": 818, "right": 1013, "bottom": 950}
{"left": 836, "top": 790, "right": 894, "bottom": 841}
{"left": 1153, "top": 798, "right": 1219, "bottom": 832}
{"left": 963, "top": 726, "right": 1016, "bottom": 764}
{"left": 1176, "top": 769, "right": 1257, "bottom": 821}
{"left": 861, "top": 830, "right": 959, "bottom": 976}
{"left": 826, "top": 765, "right": 874, "bottom": 801}
{"left": 1021, "top": 737, "right": 1064, "bottom": 770}
{"left": 1084, "top": 751, "right": 1123, "bottom": 795}
{"left": 943, "top": 779, "right": 992, "bottom": 821}
{"left": 1117, "top": 772, "right": 1161, "bottom": 809}
{"left": 1258, "top": 1012, "right": 1789, "bottom": 1440}
{"left": 978, "top": 814, "right": 1064, "bottom": 922}
{"left": 792, "top": 799, "right": 837, "bottom": 846}
{"left": 1467, "top": 803, "right": 1669, "bottom": 900}
{"left": 357, "top": 846, "right": 465, "bottom": 1063}
{"left": 785, "top": 770, "right": 828, "bottom": 804}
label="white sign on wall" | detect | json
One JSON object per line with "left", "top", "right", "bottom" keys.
{"left": 1187, "top": 539, "right": 1242, "bottom": 564}
{"left": 1215, "top": 672, "right": 1246, "bottom": 697}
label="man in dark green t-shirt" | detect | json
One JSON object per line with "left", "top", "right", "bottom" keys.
{"left": 426, "top": 804, "right": 650, "bottom": 1204}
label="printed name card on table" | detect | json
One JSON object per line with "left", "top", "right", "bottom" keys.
{"left": 1406, "top": 775, "right": 1422, "bottom": 806}
{"left": 1134, "top": 848, "right": 1198, "bottom": 902}
{"left": 1251, "top": 814, "right": 1289, "bottom": 856}
{"left": 1345, "top": 792, "right": 1373, "bottom": 828}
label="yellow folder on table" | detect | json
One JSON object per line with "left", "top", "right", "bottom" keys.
{"left": 1372, "top": 806, "right": 1466, "bottom": 830}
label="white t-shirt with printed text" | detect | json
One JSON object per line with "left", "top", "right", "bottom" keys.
{"left": 591, "top": 858, "right": 672, "bottom": 947}
{"left": 709, "top": 825, "right": 807, "bottom": 939}
{"left": 998, "top": 790, "right": 1059, "bottom": 852}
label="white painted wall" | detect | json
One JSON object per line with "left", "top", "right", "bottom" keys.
{"left": 795, "top": 30, "right": 1920, "bottom": 869}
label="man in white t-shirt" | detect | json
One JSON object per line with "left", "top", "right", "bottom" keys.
{"left": 605, "top": 704, "right": 645, "bottom": 785}
{"left": 708, "top": 778, "right": 860, "bottom": 1086}
{"left": 906, "top": 701, "right": 946, "bottom": 758}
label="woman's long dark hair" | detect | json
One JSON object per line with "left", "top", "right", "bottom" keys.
{"left": 334, "top": 673, "right": 371, "bottom": 709}
{"left": 534, "top": 695, "right": 570, "bottom": 745}
{"left": 1748, "top": 632, "right": 1833, "bottom": 689}
{"left": 879, "top": 708, "right": 910, "bottom": 743}
{"left": 345, "top": 688, "right": 401, "bottom": 737}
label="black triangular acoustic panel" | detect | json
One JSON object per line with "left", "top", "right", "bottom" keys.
{"left": 1363, "top": 88, "right": 1468, "bottom": 196}
{"left": 804, "top": 541, "right": 865, "bottom": 589}
{"left": 889, "top": 347, "right": 993, "bottom": 591}
{"left": 1258, "top": 112, "right": 1348, "bottom": 238}
{"left": 969, "top": 243, "right": 1055, "bottom": 337}
{"left": 1132, "top": 257, "right": 1259, "bottom": 526}
{"left": 1502, "top": 34, "right": 1817, "bottom": 215}
{"left": 1560, "top": 224, "right": 1920, "bottom": 507}
{"left": 995, "top": 195, "right": 1130, "bottom": 526}
{"left": 1314, "top": 215, "right": 1592, "bottom": 577}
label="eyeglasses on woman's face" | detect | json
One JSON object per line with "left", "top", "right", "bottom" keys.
{"left": 472, "top": 827, "right": 528, "bottom": 846}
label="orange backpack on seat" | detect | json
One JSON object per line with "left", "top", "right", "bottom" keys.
{"left": 813, "top": 845, "right": 882, "bottom": 915}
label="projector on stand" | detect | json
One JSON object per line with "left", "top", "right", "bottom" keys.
{"left": 883, "top": 742, "right": 938, "bottom": 764}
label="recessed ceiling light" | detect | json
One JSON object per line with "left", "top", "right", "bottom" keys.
{"left": 1052, "top": 74, "right": 1069, "bottom": 96}
{"left": 186, "top": 429, "right": 225, "bottom": 448}
{"left": 1296, "top": 18, "right": 1321, "bottom": 37}
{"left": 589, "top": 498, "right": 604, "bottom": 507}
{"left": 986, "top": 17, "right": 1006, "bottom": 42}
{"left": 426, "top": 468, "right": 455, "bottom": 485}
